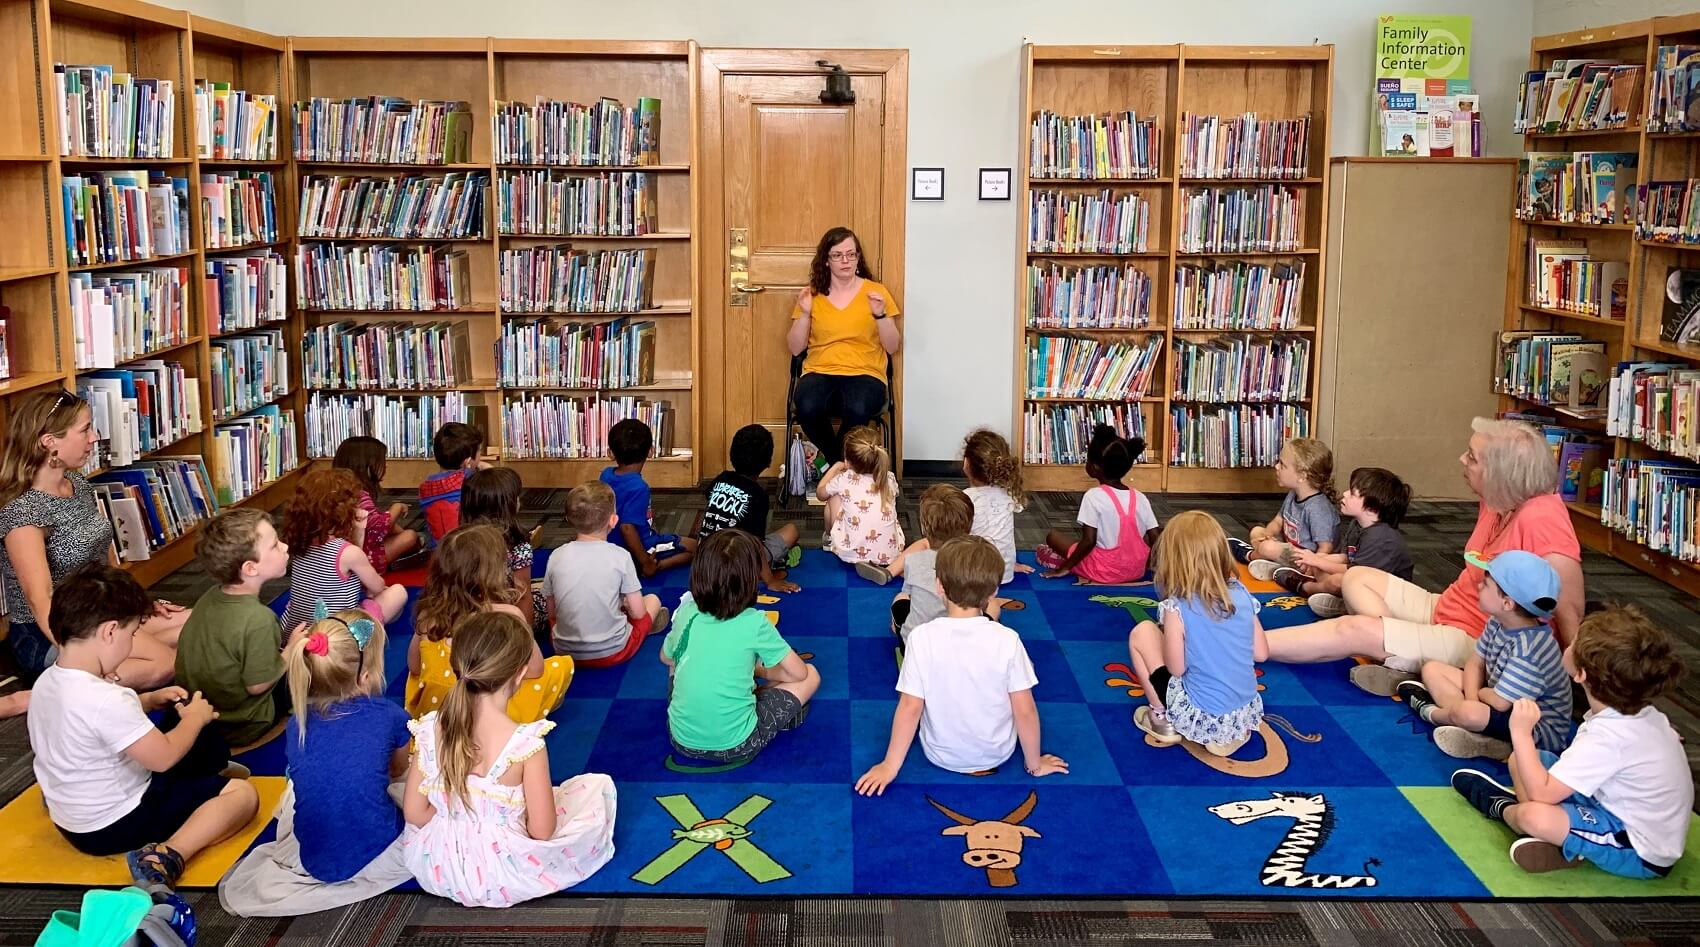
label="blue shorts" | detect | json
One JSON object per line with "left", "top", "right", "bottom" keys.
{"left": 646, "top": 533, "right": 681, "bottom": 557}
{"left": 1537, "top": 750, "right": 1674, "bottom": 880}
{"left": 7, "top": 619, "right": 58, "bottom": 677}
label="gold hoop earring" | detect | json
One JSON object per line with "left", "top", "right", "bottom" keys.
{"left": 46, "top": 456, "right": 61, "bottom": 469}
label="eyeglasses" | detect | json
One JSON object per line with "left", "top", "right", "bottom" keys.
{"left": 827, "top": 251, "right": 860, "bottom": 263}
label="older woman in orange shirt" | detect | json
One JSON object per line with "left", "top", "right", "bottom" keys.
{"left": 788, "top": 226, "right": 902, "bottom": 464}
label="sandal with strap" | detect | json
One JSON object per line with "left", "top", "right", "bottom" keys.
{"left": 126, "top": 842, "right": 186, "bottom": 890}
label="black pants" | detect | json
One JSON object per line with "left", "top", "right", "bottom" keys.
{"left": 793, "top": 372, "right": 887, "bottom": 464}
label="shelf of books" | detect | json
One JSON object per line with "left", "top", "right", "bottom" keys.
{"left": 1016, "top": 43, "right": 1331, "bottom": 494}
{"left": 0, "top": 0, "right": 307, "bottom": 589}
{"left": 289, "top": 37, "right": 698, "bottom": 488}
{"left": 1504, "top": 15, "right": 1700, "bottom": 598}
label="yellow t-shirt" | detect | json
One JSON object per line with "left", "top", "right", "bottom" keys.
{"left": 791, "top": 279, "right": 900, "bottom": 379}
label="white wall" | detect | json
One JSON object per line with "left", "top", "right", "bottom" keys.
{"left": 199, "top": 0, "right": 1534, "bottom": 461}
{"left": 1536, "top": 0, "right": 1699, "bottom": 33}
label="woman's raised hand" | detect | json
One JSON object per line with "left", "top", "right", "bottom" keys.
{"left": 867, "top": 291, "right": 886, "bottom": 316}
{"left": 796, "top": 287, "right": 814, "bottom": 315}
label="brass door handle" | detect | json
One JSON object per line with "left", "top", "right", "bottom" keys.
{"left": 732, "top": 272, "right": 766, "bottom": 293}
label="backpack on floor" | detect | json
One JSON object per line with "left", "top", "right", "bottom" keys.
{"left": 35, "top": 885, "right": 195, "bottom": 947}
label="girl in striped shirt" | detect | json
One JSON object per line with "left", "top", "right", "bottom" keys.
{"left": 281, "top": 469, "right": 408, "bottom": 635}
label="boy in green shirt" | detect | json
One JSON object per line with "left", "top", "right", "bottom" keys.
{"left": 174, "top": 508, "right": 293, "bottom": 748}
{"left": 660, "top": 529, "right": 819, "bottom": 762}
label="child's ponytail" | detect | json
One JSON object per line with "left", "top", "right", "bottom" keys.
{"left": 1285, "top": 437, "right": 1338, "bottom": 505}
{"left": 437, "top": 610, "right": 534, "bottom": 809}
{"left": 963, "top": 429, "right": 1025, "bottom": 508}
{"left": 843, "top": 426, "right": 895, "bottom": 512}
{"left": 282, "top": 606, "right": 389, "bottom": 747}
{"left": 1086, "top": 424, "right": 1143, "bottom": 483}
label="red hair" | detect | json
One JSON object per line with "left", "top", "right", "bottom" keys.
{"left": 284, "top": 468, "right": 363, "bottom": 550}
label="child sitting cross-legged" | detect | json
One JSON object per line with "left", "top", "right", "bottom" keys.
{"left": 885, "top": 484, "right": 1001, "bottom": 644}
{"left": 1128, "top": 510, "right": 1268, "bottom": 757}
{"left": 662, "top": 529, "right": 820, "bottom": 764}
{"left": 819, "top": 424, "right": 904, "bottom": 568}
{"left": 418, "top": 421, "right": 490, "bottom": 546}
{"left": 1398, "top": 550, "right": 1572, "bottom": 760}
{"left": 855, "top": 535, "right": 1067, "bottom": 794}
{"left": 694, "top": 424, "right": 802, "bottom": 593}
{"left": 1036, "top": 425, "right": 1159, "bottom": 584}
{"left": 280, "top": 468, "right": 408, "bottom": 637}
{"left": 1452, "top": 606, "right": 1691, "bottom": 878}
{"left": 545, "top": 482, "right": 669, "bottom": 668}
{"left": 1286, "top": 466, "right": 1415, "bottom": 612}
{"left": 29, "top": 563, "right": 259, "bottom": 889}
{"left": 602, "top": 418, "right": 697, "bottom": 577}
{"left": 404, "top": 611, "right": 618, "bottom": 907}
{"left": 460, "top": 466, "right": 549, "bottom": 640}
{"left": 219, "top": 608, "right": 413, "bottom": 916}
{"left": 1231, "top": 437, "right": 1337, "bottom": 588}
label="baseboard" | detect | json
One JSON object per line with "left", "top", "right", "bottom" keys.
{"left": 900, "top": 460, "right": 961, "bottom": 479}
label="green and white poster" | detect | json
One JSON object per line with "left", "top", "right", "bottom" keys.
{"left": 1372, "top": 15, "right": 1474, "bottom": 153}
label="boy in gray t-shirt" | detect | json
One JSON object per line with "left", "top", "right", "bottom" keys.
{"left": 887, "top": 485, "right": 1005, "bottom": 643}
{"left": 544, "top": 482, "right": 668, "bottom": 666}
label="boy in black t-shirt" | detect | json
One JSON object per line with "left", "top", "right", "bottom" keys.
{"left": 1283, "top": 467, "right": 1415, "bottom": 616}
{"left": 693, "top": 425, "right": 802, "bottom": 593}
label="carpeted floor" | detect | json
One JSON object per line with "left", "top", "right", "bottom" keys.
{"left": 6, "top": 483, "right": 1700, "bottom": 944}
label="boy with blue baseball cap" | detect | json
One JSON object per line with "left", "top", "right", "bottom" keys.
{"left": 1398, "top": 549, "right": 1573, "bottom": 760}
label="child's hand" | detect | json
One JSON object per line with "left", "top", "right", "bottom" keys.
{"left": 854, "top": 762, "right": 900, "bottom": 796}
{"left": 1510, "top": 698, "right": 1541, "bottom": 733}
{"left": 1293, "top": 549, "right": 1324, "bottom": 570}
{"left": 1039, "top": 569, "right": 1069, "bottom": 580}
{"left": 1014, "top": 562, "right": 1034, "bottom": 574}
{"left": 179, "top": 691, "right": 218, "bottom": 726}
{"left": 1027, "top": 754, "right": 1069, "bottom": 777}
{"left": 152, "top": 600, "right": 185, "bottom": 619}
{"left": 142, "top": 686, "right": 187, "bottom": 712}
{"left": 768, "top": 577, "right": 801, "bottom": 594}
{"left": 1249, "top": 526, "right": 1269, "bottom": 542}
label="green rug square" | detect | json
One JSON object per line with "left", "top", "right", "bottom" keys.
{"left": 1402, "top": 787, "right": 1700, "bottom": 898}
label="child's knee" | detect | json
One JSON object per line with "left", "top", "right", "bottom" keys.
{"left": 1130, "top": 619, "right": 1160, "bottom": 646}
{"left": 223, "top": 779, "right": 261, "bottom": 816}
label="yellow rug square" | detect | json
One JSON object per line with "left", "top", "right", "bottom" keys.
{"left": 0, "top": 777, "right": 285, "bottom": 889}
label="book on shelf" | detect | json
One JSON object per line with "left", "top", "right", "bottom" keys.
{"left": 1514, "top": 60, "right": 1645, "bottom": 133}
{"left": 194, "top": 81, "right": 278, "bottom": 161}
{"left": 54, "top": 65, "right": 175, "bottom": 158}
{"left": 499, "top": 318, "right": 657, "bottom": 389}
{"left": 496, "top": 170, "right": 655, "bottom": 237}
{"left": 1024, "top": 334, "right": 1163, "bottom": 400}
{"left": 1663, "top": 267, "right": 1700, "bottom": 345}
{"left": 304, "top": 320, "right": 471, "bottom": 391}
{"left": 1168, "top": 402, "right": 1309, "bottom": 468}
{"left": 500, "top": 245, "right": 657, "bottom": 313}
{"left": 1514, "top": 151, "right": 1638, "bottom": 223}
{"left": 304, "top": 390, "right": 469, "bottom": 461}
{"left": 1493, "top": 330, "right": 1609, "bottom": 413}
{"left": 1022, "top": 402, "right": 1147, "bottom": 466}
{"left": 1171, "top": 335, "right": 1311, "bottom": 403}
{"left": 1178, "top": 185, "right": 1305, "bottom": 253}
{"left": 292, "top": 97, "right": 473, "bottom": 165}
{"left": 1600, "top": 458, "right": 1700, "bottom": 562}
{"left": 1026, "top": 261, "right": 1151, "bottom": 329}
{"left": 1527, "top": 238, "right": 1628, "bottom": 317}
{"left": 1173, "top": 260, "right": 1305, "bottom": 330}
{"left": 1503, "top": 411, "right": 1612, "bottom": 505}
{"left": 495, "top": 96, "right": 661, "bottom": 166}
{"left": 69, "top": 268, "right": 190, "bottom": 369}
{"left": 1637, "top": 180, "right": 1700, "bottom": 243}
{"left": 294, "top": 243, "right": 473, "bottom": 312}
{"left": 296, "top": 172, "right": 489, "bottom": 240}
{"left": 1606, "top": 361, "right": 1700, "bottom": 459}
{"left": 501, "top": 393, "right": 674, "bottom": 460}
{"left": 95, "top": 457, "right": 218, "bottom": 556}
{"left": 1027, "top": 188, "right": 1152, "bottom": 254}
{"left": 1180, "top": 112, "right": 1311, "bottom": 179}
{"left": 0, "top": 307, "right": 9, "bottom": 381}
{"left": 1647, "top": 46, "right": 1700, "bottom": 133}
{"left": 210, "top": 330, "right": 289, "bottom": 420}
{"left": 205, "top": 250, "right": 287, "bottom": 334}
{"left": 214, "top": 405, "right": 299, "bottom": 504}
{"left": 200, "top": 170, "right": 278, "bottom": 249}
{"left": 61, "top": 171, "right": 191, "bottom": 267}
{"left": 77, "top": 361, "right": 202, "bottom": 467}
{"left": 1028, "top": 109, "right": 1161, "bottom": 180}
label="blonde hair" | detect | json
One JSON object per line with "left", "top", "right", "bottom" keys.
{"left": 415, "top": 525, "right": 516, "bottom": 642}
{"left": 283, "top": 609, "right": 388, "bottom": 747}
{"left": 1282, "top": 437, "right": 1337, "bottom": 503}
{"left": 1154, "top": 510, "right": 1237, "bottom": 619}
{"left": 438, "top": 611, "right": 534, "bottom": 809}
{"left": 963, "top": 429, "right": 1025, "bottom": 508}
{"left": 0, "top": 391, "right": 89, "bottom": 509}
{"left": 843, "top": 426, "right": 895, "bottom": 511}
{"left": 565, "top": 481, "right": 615, "bottom": 535}
{"left": 1469, "top": 417, "right": 1559, "bottom": 511}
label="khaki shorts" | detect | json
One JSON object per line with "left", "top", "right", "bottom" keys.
{"left": 1379, "top": 574, "right": 1476, "bottom": 667}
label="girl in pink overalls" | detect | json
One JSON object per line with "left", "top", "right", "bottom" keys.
{"left": 1036, "top": 426, "right": 1161, "bottom": 584}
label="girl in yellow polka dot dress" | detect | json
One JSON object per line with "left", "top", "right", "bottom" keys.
{"left": 405, "top": 525, "right": 573, "bottom": 721}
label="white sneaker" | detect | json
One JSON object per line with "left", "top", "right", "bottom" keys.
{"left": 1435, "top": 726, "right": 1513, "bottom": 761}
{"left": 1308, "top": 593, "right": 1346, "bottom": 617}
{"left": 1248, "top": 559, "right": 1279, "bottom": 581}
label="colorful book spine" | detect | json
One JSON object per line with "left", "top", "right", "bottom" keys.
{"left": 1027, "top": 188, "right": 1152, "bottom": 254}
{"left": 68, "top": 268, "right": 190, "bottom": 369}
{"left": 194, "top": 81, "right": 278, "bottom": 160}
{"left": 1516, "top": 151, "right": 1639, "bottom": 224}
{"left": 1600, "top": 457, "right": 1700, "bottom": 561}
{"left": 1647, "top": 47, "right": 1700, "bottom": 132}
{"left": 1178, "top": 112, "right": 1312, "bottom": 179}
{"left": 1607, "top": 360, "right": 1700, "bottom": 459}
{"left": 304, "top": 391, "right": 468, "bottom": 460}
{"left": 496, "top": 170, "right": 656, "bottom": 236}
{"left": 1168, "top": 403, "right": 1310, "bottom": 468}
{"left": 200, "top": 171, "right": 278, "bottom": 249}
{"left": 1171, "top": 335, "right": 1311, "bottom": 403}
{"left": 77, "top": 362, "right": 202, "bottom": 467}
{"left": 1178, "top": 185, "right": 1304, "bottom": 253}
{"left": 500, "top": 245, "right": 656, "bottom": 313}
{"left": 501, "top": 393, "right": 675, "bottom": 459}
{"left": 1635, "top": 179, "right": 1700, "bottom": 242}
{"left": 1172, "top": 260, "right": 1305, "bottom": 330}
{"left": 1021, "top": 402, "right": 1147, "bottom": 465}
{"left": 294, "top": 243, "right": 473, "bottom": 312}
{"left": 303, "top": 321, "right": 471, "bottom": 390}
{"left": 1025, "top": 261, "right": 1151, "bottom": 329}
{"left": 94, "top": 457, "right": 218, "bottom": 556}
{"left": 209, "top": 330, "right": 290, "bottom": 420}
{"left": 296, "top": 172, "right": 488, "bottom": 239}
{"left": 495, "top": 96, "right": 660, "bottom": 166}
{"left": 53, "top": 65, "right": 174, "bottom": 158}
{"left": 205, "top": 251, "right": 288, "bottom": 334}
{"left": 1027, "top": 109, "right": 1161, "bottom": 179}
{"left": 291, "top": 97, "right": 473, "bottom": 165}
{"left": 213, "top": 406, "right": 299, "bottom": 504}
{"left": 1024, "top": 335, "right": 1164, "bottom": 400}
{"left": 498, "top": 318, "right": 658, "bottom": 389}
{"left": 61, "top": 171, "right": 191, "bottom": 266}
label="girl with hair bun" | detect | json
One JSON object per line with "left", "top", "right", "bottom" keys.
{"left": 1036, "top": 425, "right": 1161, "bottom": 585}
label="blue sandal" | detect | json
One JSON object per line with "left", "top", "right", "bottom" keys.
{"left": 126, "top": 843, "right": 185, "bottom": 889}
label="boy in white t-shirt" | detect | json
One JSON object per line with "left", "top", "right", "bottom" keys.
{"left": 28, "top": 563, "right": 258, "bottom": 890}
{"left": 1452, "top": 606, "right": 1692, "bottom": 878}
{"left": 854, "top": 536, "right": 1069, "bottom": 794}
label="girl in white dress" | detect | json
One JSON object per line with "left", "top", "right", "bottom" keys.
{"left": 403, "top": 611, "right": 616, "bottom": 907}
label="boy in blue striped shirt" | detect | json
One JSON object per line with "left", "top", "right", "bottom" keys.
{"left": 1398, "top": 550, "right": 1572, "bottom": 760}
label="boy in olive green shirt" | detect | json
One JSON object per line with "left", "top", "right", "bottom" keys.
{"left": 174, "top": 509, "right": 293, "bottom": 747}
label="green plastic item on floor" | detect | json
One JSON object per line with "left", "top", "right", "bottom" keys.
{"left": 35, "top": 886, "right": 151, "bottom": 947}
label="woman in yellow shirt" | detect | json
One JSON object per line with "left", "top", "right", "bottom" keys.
{"left": 788, "top": 226, "right": 902, "bottom": 463}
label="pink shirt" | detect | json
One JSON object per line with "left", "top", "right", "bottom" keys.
{"left": 1431, "top": 493, "right": 1580, "bottom": 637}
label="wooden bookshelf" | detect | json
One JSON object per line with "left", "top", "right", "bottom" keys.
{"left": 1015, "top": 43, "right": 1333, "bottom": 494}
{"left": 1502, "top": 15, "right": 1700, "bottom": 598}
{"left": 288, "top": 37, "right": 699, "bottom": 488}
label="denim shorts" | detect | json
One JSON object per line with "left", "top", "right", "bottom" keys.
{"left": 7, "top": 619, "right": 58, "bottom": 676}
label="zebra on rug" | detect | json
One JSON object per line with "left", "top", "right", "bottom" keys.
{"left": 1208, "top": 792, "right": 1380, "bottom": 889}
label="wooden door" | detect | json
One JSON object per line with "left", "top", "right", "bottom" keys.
{"left": 698, "top": 51, "right": 908, "bottom": 477}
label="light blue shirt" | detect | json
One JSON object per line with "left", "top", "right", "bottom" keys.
{"left": 1162, "top": 580, "right": 1259, "bottom": 716}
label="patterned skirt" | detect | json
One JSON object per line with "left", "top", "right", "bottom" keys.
{"left": 1165, "top": 675, "right": 1263, "bottom": 746}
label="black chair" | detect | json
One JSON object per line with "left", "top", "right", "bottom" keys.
{"left": 780, "top": 352, "right": 897, "bottom": 505}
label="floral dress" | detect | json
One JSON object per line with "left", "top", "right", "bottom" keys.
{"left": 404, "top": 714, "right": 616, "bottom": 907}
{"left": 406, "top": 632, "right": 574, "bottom": 723}
{"left": 824, "top": 470, "right": 904, "bottom": 565}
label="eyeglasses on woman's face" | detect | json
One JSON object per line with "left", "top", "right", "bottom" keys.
{"left": 827, "top": 250, "right": 859, "bottom": 263}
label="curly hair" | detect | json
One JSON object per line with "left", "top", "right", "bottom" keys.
{"left": 963, "top": 428, "right": 1025, "bottom": 508}
{"left": 283, "top": 468, "right": 363, "bottom": 551}
{"left": 414, "top": 525, "right": 517, "bottom": 642}
{"left": 808, "top": 226, "right": 876, "bottom": 295}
